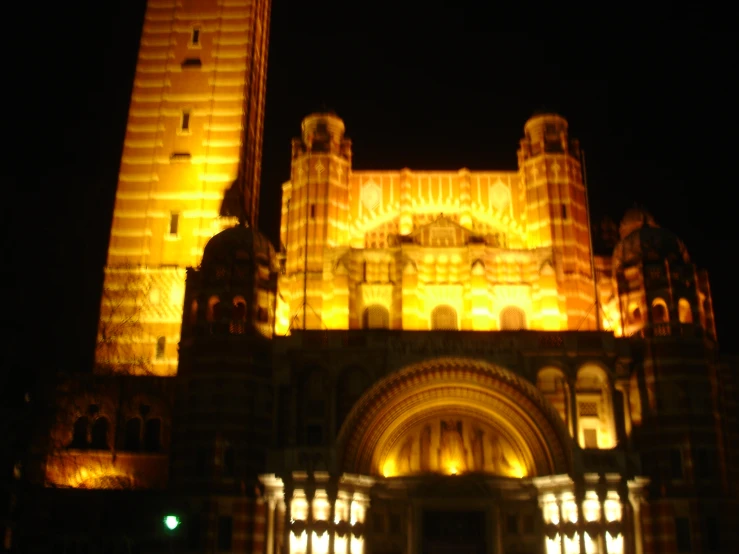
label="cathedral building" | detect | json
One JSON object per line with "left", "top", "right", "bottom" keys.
{"left": 21, "top": 111, "right": 737, "bottom": 554}
{"left": 7, "top": 2, "right": 737, "bottom": 553}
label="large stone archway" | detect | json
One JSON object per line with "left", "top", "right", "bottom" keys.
{"left": 337, "top": 357, "right": 572, "bottom": 477}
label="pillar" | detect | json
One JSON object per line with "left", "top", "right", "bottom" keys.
{"left": 327, "top": 481, "right": 337, "bottom": 554}
{"left": 266, "top": 498, "right": 277, "bottom": 554}
{"left": 569, "top": 378, "right": 579, "bottom": 446}
{"left": 628, "top": 491, "right": 644, "bottom": 554}
{"left": 283, "top": 481, "right": 294, "bottom": 554}
{"left": 574, "top": 482, "right": 587, "bottom": 554}
{"left": 459, "top": 168, "right": 472, "bottom": 228}
{"left": 615, "top": 380, "right": 632, "bottom": 438}
{"left": 597, "top": 477, "right": 609, "bottom": 554}
{"left": 399, "top": 169, "right": 413, "bottom": 235}
{"left": 305, "top": 481, "right": 316, "bottom": 554}
{"left": 557, "top": 499, "right": 566, "bottom": 554}
{"left": 401, "top": 263, "right": 419, "bottom": 330}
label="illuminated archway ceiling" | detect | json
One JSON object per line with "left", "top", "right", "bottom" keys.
{"left": 338, "top": 358, "right": 571, "bottom": 478}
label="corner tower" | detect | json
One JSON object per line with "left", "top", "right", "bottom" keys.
{"left": 277, "top": 113, "right": 353, "bottom": 332}
{"left": 518, "top": 113, "right": 597, "bottom": 329}
{"left": 98, "top": 0, "right": 271, "bottom": 374}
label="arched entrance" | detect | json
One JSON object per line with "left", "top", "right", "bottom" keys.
{"left": 337, "top": 357, "right": 572, "bottom": 478}
{"left": 259, "top": 359, "right": 642, "bottom": 554}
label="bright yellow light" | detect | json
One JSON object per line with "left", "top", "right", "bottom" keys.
{"left": 507, "top": 461, "right": 527, "bottom": 478}
{"left": 449, "top": 466, "right": 457, "bottom": 475}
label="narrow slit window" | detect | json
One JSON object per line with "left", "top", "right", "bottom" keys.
{"left": 561, "top": 204, "right": 568, "bottom": 219}
{"left": 156, "top": 336, "right": 166, "bottom": 359}
{"left": 169, "top": 213, "right": 179, "bottom": 236}
{"left": 191, "top": 28, "right": 200, "bottom": 46}
{"left": 310, "top": 204, "right": 316, "bottom": 219}
{"left": 181, "top": 110, "right": 191, "bottom": 131}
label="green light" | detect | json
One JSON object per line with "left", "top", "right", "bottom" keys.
{"left": 164, "top": 515, "right": 180, "bottom": 530}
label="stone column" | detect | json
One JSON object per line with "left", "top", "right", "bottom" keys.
{"left": 628, "top": 490, "right": 644, "bottom": 554}
{"left": 327, "top": 481, "right": 338, "bottom": 554}
{"left": 604, "top": 380, "right": 617, "bottom": 447}
{"left": 399, "top": 169, "right": 413, "bottom": 235}
{"left": 597, "top": 477, "right": 609, "bottom": 554}
{"left": 266, "top": 497, "right": 277, "bottom": 554}
{"left": 557, "top": 499, "right": 566, "bottom": 554}
{"left": 615, "top": 380, "right": 632, "bottom": 438}
{"left": 306, "top": 481, "right": 316, "bottom": 554}
{"left": 283, "top": 481, "right": 294, "bottom": 554}
{"left": 568, "top": 379, "right": 579, "bottom": 445}
{"left": 617, "top": 480, "right": 633, "bottom": 554}
{"left": 458, "top": 168, "right": 472, "bottom": 228}
{"left": 574, "top": 482, "right": 587, "bottom": 554}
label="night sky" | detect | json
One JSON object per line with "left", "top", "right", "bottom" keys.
{"left": 5, "top": 1, "right": 737, "bottom": 377}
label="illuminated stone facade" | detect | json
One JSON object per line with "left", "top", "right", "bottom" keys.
{"left": 19, "top": 113, "right": 738, "bottom": 554}
{"left": 277, "top": 113, "right": 596, "bottom": 335}
{"left": 98, "top": 0, "right": 271, "bottom": 375}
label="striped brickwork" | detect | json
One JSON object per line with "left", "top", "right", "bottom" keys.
{"left": 277, "top": 112, "right": 592, "bottom": 336}
{"left": 98, "top": 0, "right": 271, "bottom": 375}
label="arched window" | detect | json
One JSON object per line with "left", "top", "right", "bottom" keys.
{"left": 91, "top": 417, "right": 109, "bottom": 450}
{"left": 536, "top": 368, "right": 568, "bottom": 427}
{"left": 207, "top": 296, "right": 221, "bottom": 322}
{"left": 230, "top": 296, "right": 247, "bottom": 334}
{"left": 628, "top": 303, "right": 642, "bottom": 324}
{"left": 124, "top": 418, "right": 141, "bottom": 451}
{"left": 232, "top": 296, "right": 246, "bottom": 320}
{"left": 156, "top": 336, "right": 166, "bottom": 359}
{"left": 144, "top": 418, "right": 162, "bottom": 452}
{"left": 651, "top": 298, "right": 669, "bottom": 323}
{"left": 575, "top": 365, "right": 616, "bottom": 449}
{"left": 678, "top": 298, "right": 693, "bottom": 323}
{"left": 363, "top": 305, "right": 390, "bottom": 329}
{"left": 431, "top": 305, "right": 457, "bottom": 330}
{"left": 500, "top": 306, "right": 526, "bottom": 330}
{"left": 71, "top": 416, "right": 88, "bottom": 448}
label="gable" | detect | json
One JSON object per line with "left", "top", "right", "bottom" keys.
{"left": 410, "top": 215, "right": 481, "bottom": 247}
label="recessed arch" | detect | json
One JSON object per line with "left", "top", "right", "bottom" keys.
{"left": 575, "top": 363, "right": 616, "bottom": 449}
{"left": 536, "top": 367, "right": 570, "bottom": 431}
{"left": 431, "top": 305, "right": 458, "bottom": 330}
{"left": 500, "top": 306, "right": 526, "bottom": 330}
{"left": 651, "top": 297, "right": 669, "bottom": 323}
{"left": 207, "top": 295, "right": 221, "bottom": 322}
{"left": 363, "top": 305, "right": 389, "bottom": 329}
{"left": 337, "top": 357, "right": 571, "bottom": 477}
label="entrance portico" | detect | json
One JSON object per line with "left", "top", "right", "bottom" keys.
{"left": 260, "top": 358, "right": 647, "bottom": 554}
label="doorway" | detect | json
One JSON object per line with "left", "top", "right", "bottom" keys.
{"left": 421, "top": 510, "right": 486, "bottom": 554}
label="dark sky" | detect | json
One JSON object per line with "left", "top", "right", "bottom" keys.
{"left": 4, "top": 1, "right": 737, "bottom": 375}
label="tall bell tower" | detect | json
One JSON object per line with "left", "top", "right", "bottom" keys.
{"left": 98, "top": 0, "right": 271, "bottom": 375}
{"left": 518, "top": 113, "right": 597, "bottom": 329}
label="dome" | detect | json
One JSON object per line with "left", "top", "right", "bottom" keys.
{"left": 201, "top": 223, "right": 276, "bottom": 270}
{"left": 618, "top": 207, "right": 657, "bottom": 239}
{"left": 612, "top": 211, "right": 689, "bottom": 269}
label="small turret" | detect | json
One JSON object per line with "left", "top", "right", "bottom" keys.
{"left": 520, "top": 112, "right": 580, "bottom": 159}
{"left": 292, "top": 112, "right": 352, "bottom": 160}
